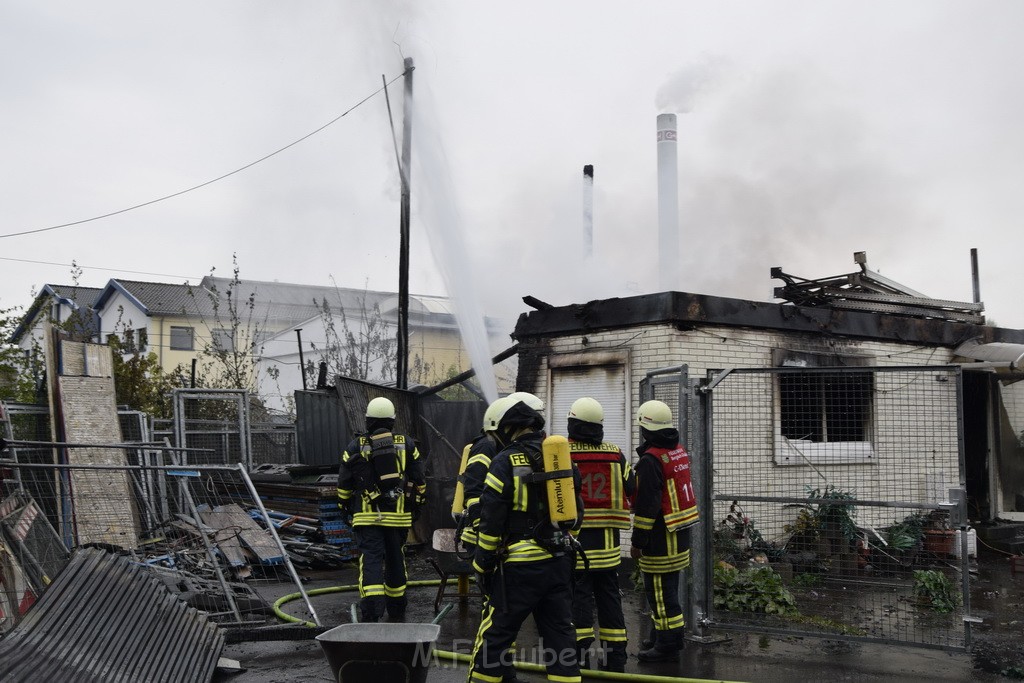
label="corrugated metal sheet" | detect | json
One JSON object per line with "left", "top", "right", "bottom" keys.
{"left": 0, "top": 548, "right": 224, "bottom": 683}
{"left": 294, "top": 389, "right": 351, "bottom": 466}
{"left": 294, "top": 381, "right": 487, "bottom": 538}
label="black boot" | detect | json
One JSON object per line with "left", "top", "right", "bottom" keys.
{"left": 386, "top": 597, "right": 407, "bottom": 622}
{"left": 637, "top": 628, "right": 682, "bottom": 663}
{"left": 576, "top": 638, "right": 594, "bottom": 670}
{"left": 601, "top": 644, "right": 627, "bottom": 673}
{"left": 640, "top": 621, "right": 656, "bottom": 650}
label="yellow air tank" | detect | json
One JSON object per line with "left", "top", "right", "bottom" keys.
{"left": 541, "top": 435, "right": 577, "bottom": 525}
{"left": 450, "top": 443, "right": 472, "bottom": 516}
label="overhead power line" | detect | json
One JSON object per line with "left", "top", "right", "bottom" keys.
{"left": 0, "top": 255, "right": 201, "bottom": 281}
{"left": 0, "top": 70, "right": 408, "bottom": 241}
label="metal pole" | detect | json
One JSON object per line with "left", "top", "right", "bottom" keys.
{"left": 688, "top": 380, "right": 712, "bottom": 641}
{"left": 236, "top": 464, "right": 322, "bottom": 627}
{"left": 583, "top": 164, "right": 594, "bottom": 259}
{"left": 296, "top": 329, "right": 307, "bottom": 391}
{"left": 970, "top": 248, "right": 981, "bottom": 305}
{"left": 397, "top": 57, "right": 415, "bottom": 390}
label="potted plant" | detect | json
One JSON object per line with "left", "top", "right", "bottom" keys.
{"left": 922, "top": 510, "right": 955, "bottom": 556}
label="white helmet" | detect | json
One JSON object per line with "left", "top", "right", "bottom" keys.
{"left": 366, "top": 396, "right": 396, "bottom": 419}
{"left": 636, "top": 400, "right": 673, "bottom": 431}
{"left": 568, "top": 397, "right": 603, "bottom": 425}
{"left": 506, "top": 391, "right": 544, "bottom": 412}
{"left": 482, "top": 397, "right": 512, "bottom": 432}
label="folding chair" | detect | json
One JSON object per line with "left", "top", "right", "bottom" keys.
{"left": 426, "top": 528, "right": 483, "bottom": 613}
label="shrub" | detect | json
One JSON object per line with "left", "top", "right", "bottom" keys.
{"left": 913, "top": 569, "right": 961, "bottom": 613}
{"left": 714, "top": 565, "right": 798, "bottom": 616}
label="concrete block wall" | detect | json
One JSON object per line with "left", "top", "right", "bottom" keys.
{"left": 524, "top": 322, "right": 962, "bottom": 537}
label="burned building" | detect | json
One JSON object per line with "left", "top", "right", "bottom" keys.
{"left": 511, "top": 257, "right": 1024, "bottom": 544}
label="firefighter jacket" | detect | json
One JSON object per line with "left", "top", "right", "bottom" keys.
{"left": 337, "top": 431, "right": 426, "bottom": 528}
{"left": 632, "top": 432, "right": 699, "bottom": 573}
{"left": 472, "top": 430, "right": 584, "bottom": 575}
{"left": 458, "top": 433, "right": 499, "bottom": 548}
{"left": 569, "top": 439, "right": 635, "bottom": 570}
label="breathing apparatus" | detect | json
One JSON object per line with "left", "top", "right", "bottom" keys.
{"left": 360, "top": 397, "right": 409, "bottom": 512}
{"left": 452, "top": 397, "right": 510, "bottom": 519}
{"left": 539, "top": 434, "right": 587, "bottom": 568}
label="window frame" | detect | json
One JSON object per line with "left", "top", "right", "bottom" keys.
{"left": 772, "top": 351, "right": 876, "bottom": 466}
{"left": 169, "top": 326, "right": 195, "bottom": 351}
{"left": 211, "top": 328, "right": 235, "bottom": 353}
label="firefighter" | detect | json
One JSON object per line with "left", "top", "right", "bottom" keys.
{"left": 454, "top": 396, "right": 511, "bottom": 555}
{"left": 337, "top": 396, "right": 426, "bottom": 623}
{"left": 630, "top": 400, "right": 699, "bottom": 663}
{"left": 566, "top": 397, "right": 635, "bottom": 673}
{"left": 468, "top": 393, "right": 585, "bottom": 683}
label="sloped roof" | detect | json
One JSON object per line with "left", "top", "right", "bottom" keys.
{"left": 95, "top": 279, "right": 212, "bottom": 316}
{"left": 45, "top": 284, "right": 103, "bottom": 307}
{"left": 9, "top": 284, "right": 103, "bottom": 344}
{"left": 15, "top": 275, "right": 503, "bottom": 343}
{"left": 201, "top": 276, "right": 468, "bottom": 328}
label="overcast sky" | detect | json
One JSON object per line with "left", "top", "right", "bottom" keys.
{"left": 3, "top": 1, "right": 1023, "bottom": 344}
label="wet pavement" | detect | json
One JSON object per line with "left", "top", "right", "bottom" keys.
{"left": 220, "top": 548, "right": 1024, "bottom": 683}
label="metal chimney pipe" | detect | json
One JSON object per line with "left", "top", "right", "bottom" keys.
{"left": 657, "top": 114, "right": 680, "bottom": 291}
{"left": 970, "top": 248, "right": 981, "bottom": 304}
{"left": 583, "top": 165, "right": 594, "bottom": 259}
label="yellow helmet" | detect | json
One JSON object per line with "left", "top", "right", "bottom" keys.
{"left": 636, "top": 400, "right": 673, "bottom": 431}
{"left": 366, "top": 397, "right": 396, "bottom": 419}
{"left": 506, "top": 391, "right": 544, "bottom": 412}
{"left": 483, "top": 397, "right": 512, "bottom": 432}
{"left": 568, "top": 397, "right": 603, "bottom": 425}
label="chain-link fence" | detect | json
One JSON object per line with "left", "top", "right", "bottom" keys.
{"left": 702, "top": 365, "right": 971, "bottom": 650}
{"left": 0, "top": 451, "right": 318, "bottom": 631}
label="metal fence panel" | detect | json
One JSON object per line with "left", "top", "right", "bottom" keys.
{"left": 704, "top": 365, "right": 971, "bottom": 650}
{"left": 0, "top": 457, "right": 319, "bottom": 628}
{"left": 152, "top": 419, "right": 297, "bottom": 468}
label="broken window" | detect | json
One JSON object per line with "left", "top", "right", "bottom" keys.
{"left": 779, "top": 371, "right": 873, "bottom": 442}
{"left": 773, "top": 350, "right": 876, "bottom": 465}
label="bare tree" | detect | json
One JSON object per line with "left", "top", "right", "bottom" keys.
{"left": 307, "top": 282, "right": 397, "bottom": 386}
{"left": 186, "top": 255, "right": 278, "bottom": 416}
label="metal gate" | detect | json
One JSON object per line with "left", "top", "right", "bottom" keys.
{"left": 699, "top": 365, "right": 973, "bottom": 650}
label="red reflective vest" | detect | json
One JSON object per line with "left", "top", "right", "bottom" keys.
{"left": 643, "top": 445, "right": 698, "bottom": 532}
{"left": 570, "top": 441, "right": 631, "bottom": 529}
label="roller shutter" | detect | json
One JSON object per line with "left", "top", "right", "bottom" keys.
{"left": 550, "top": 364, "right": 629, "bottom": 453}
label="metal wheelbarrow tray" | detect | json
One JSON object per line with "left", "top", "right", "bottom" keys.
{"left": 316, "top": 622, "right": 441, "bottom": 683}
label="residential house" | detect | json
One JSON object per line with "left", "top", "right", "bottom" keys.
{"left": 11, "top": 284, "right": 102, "bottom": 353}
{"left": 12, "top": 276, "right": 514, "bottom": 415}
{"left": 252, "top": 283, "right": 514, "bottom": 412}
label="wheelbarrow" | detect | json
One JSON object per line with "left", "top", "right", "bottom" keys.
{"left": 315, "top": 604, "right": 452, "bottom": 683}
